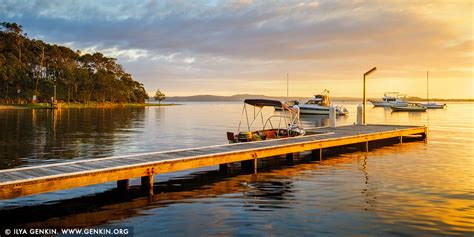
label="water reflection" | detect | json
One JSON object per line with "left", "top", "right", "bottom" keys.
{"left": 0, "top": 102, "right": 473, "bottom": 236}
{"left": 359, "top": 154, "right": 377, "bottom": 211}
{"left": 0, "top": 150, "right": 364, "bottom": 228}
{"left": 300, "top": 114, "right": 329, "bottom": 127}
{"left": 0, "top": 143, "right": 420, "bottom": 228}
{"left": 0, "top": 108, "right": 145, "bottom": 169}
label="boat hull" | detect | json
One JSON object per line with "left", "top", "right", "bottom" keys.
{"left": 370, "top": 100, "right": 408, "bottom": 107}
{"left": 228, "top": 128, "right": 305, "bottom": 143}
{"left": 391, "top": 106, "right": 427, "bottom": 112}
{"left": 299, "top": 106, "right": 348, "bottom": 115}
{"left": 421, "top": 103, "right": 446, "bottom": 109}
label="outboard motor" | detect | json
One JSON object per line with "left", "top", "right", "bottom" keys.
{"left": 238, "top": 132, "right": 253, "bottom": 142}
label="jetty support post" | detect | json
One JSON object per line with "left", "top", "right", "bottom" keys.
{"left": 219, "top": 163, "right": 229, "bottom": 173}
{"left": 286, "top": 153, "right": 294, "bottom": 162}
{"left": 254, "top": 159, "right": 258, "bottom": 174}
{"left": 329, "top": 106, "right": 336, "bottom": 128}
{"left": 357, "top": 104, "right": 363, "bottom": 125}
{"left": 241, "top": 152, "right": 258, "bottom": 173}
{"left": 311, "top": 149, "right": 323, "bottom": 162}
{"left": 141, "top": 168, "right": 155, "bottom": 195}
{"left": 241, "top": 159, "right": 256, "bottom": 172}
{"left": 117, "top": 179, "right": 129, "bottom": 191}
{"left": 311, "top": 149, "right": 321, "bottom": 161}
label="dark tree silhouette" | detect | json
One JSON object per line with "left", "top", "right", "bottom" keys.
{"left": 154, "top": 89, "right": 166, "bottom": 104}
{"left": 0, "top": 22, "right": 148, "bottom": 104}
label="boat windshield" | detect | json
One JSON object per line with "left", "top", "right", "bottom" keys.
{"left": 384, "top": 92, "right": 406, "bottom": 100}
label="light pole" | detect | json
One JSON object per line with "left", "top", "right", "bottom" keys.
{"left": 363, "top": 67, "right": 377, "bottom": 124}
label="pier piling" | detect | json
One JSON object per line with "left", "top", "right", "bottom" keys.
{"left": 357, "top": 104, "right": 363, "bottom": 125}
{"left": 117, "top": 179, "right": 129, "bottom": 191}
{"left": 241, "top": 160, "right": 255, "bottom": 172}
{"left": 311, "top": 149, "right": 320, "bottom": 161}
{"left": 219, "top": 164, "right": 229, "bottom": 173}
{"left": 329, "top": 106, "right": 336, "bottom": 128}
{"left": 141, "top": 176, "right": 154, "bottom": 195}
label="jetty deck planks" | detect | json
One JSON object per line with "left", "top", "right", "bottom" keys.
{"left": 0, "top": 124, "right": 427, "bottom": 200}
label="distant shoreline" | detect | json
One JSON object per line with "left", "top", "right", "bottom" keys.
{"left": 0, "top": 102, "right": 180, "bottom": 110}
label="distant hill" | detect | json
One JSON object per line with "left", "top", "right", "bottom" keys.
{"left": 163, "top": 94, "right": 361, "bottom": 102}
{"left": 158, "top": 94, "right": 473, "bottom": 103}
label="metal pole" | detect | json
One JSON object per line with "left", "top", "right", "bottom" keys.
{"left": 426, "top": 71, "right": 429, "bottom": 104}
{"left": 362, "top": 67, "right": 377, "bottom": 125}
{"left": 363, "top": 74, "right": 366, "bottom": 124}
{"left": 54, "top": 84, "right": 57, "bottom": 101}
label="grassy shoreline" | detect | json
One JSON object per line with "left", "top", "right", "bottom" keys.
{"left": 0, "top": 102, "right": 181, "bottom": 109}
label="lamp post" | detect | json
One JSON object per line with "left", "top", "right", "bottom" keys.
{"left": 363, "top": 67, "right": 377, "bottom": 124}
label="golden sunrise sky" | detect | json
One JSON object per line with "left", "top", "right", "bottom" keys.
{"left": 3, "top": 0, "right": 473, "bottom": 98}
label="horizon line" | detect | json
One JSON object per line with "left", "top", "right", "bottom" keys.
{"left": 153, "top": 94, "right": 474, "bottom": 101}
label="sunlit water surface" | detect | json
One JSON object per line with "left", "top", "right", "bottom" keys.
{"left": 0, "top": 102, "right": 473, "bottom": 236}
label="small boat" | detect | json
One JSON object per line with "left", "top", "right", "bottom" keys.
{"left": 299, "top": 90, "right": 349, "bottom": 115}
{"left": 369, "top": 92, "right": 408, "bottom": 107}
{"left": 391, "top": 103, "right": 427, "bottom": 112}
{"left": 420, "top": 102, "right": 446, "bottom": 109}
{"left": 227, "top": 99, "right": 305, "bottom": 143}
{"left": 421, "top": 71, "right": 447, "bottom": 109}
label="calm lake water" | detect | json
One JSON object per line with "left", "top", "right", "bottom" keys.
{"left": 0, "top": 102, "right": 473, "bottom": 236}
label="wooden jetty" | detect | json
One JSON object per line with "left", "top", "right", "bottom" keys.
{"left": 0, "top": 124, "right": 427, "bottom": 200}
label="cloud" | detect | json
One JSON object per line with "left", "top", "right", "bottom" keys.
{"left": 1, "top": 0, "right": 472, "bottom": 98}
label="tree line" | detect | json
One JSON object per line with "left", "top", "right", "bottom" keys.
{"left": 0, "top": 22, "right": 148, "bottom": 104}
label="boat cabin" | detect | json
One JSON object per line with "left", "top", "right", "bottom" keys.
{"left": 383, "top": 92, "right": 407, "bottom": 102}
{"left": 305, "top": 94, "right": 330, "bottom": 106}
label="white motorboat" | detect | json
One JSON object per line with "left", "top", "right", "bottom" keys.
{"left": 420, "top": 102, "right": 446, "bottom": 109}
{"left": 369, "top": 92, "right": 408, "bottom": 107}
{"left": 299, "top": 90, "right": 349, "bottom": 115}
{"left": 391, "top": 103, "right": 427, "bottom": 112}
